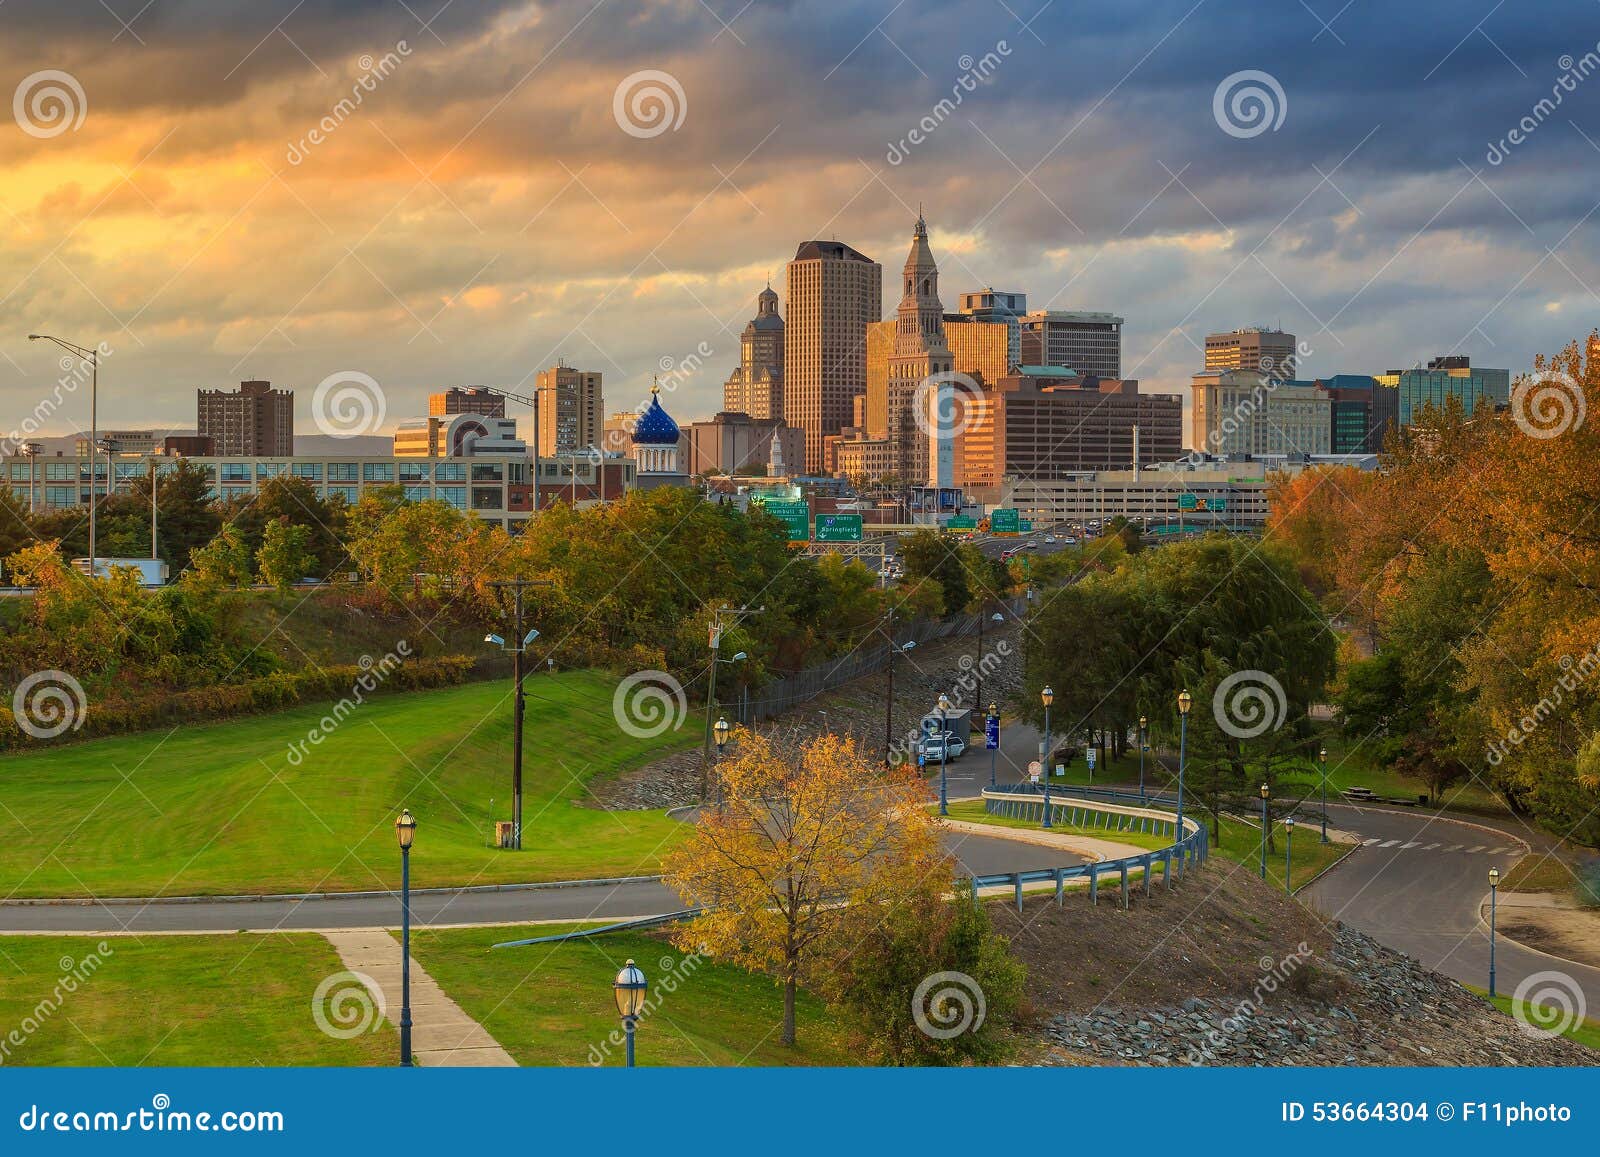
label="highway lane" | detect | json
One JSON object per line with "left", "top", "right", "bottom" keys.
{"left": 0, "top": 828, "right": 1084, "bottom": 934}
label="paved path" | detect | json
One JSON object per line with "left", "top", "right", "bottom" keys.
{"left": 324, "top": 930, "right": 516, "bottom": 1067}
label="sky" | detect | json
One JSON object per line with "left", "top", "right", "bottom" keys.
{"left": 1, "top": 0, "right": 1598, "bottom": 442}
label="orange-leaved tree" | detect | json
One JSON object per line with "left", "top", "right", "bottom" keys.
{"left": 662, "top": 727, "right": 946, "bottom": 1047}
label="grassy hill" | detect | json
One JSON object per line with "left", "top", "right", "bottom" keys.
{"left": 0, "top": 673, "right": 694, "bottom": 898}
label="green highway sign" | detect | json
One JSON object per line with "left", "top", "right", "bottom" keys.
{"left": 757, "top": 499, "right": 810, "bottom": 542}
{"left": 1178, "top": 493, "right": 1199, "bottom": 511}
{"left": 1205, "top": 497, "right": 1227, "bottom": 512}
{"left": 990, "top": 508, "right": 1020, "bottom": 534}
{"left": 1018, "top": 520, "right": 1033, "bottom": 532}
{"left": 814, "top": 513, "right": 863, "bottom": 542}
{"left": 947, "top": 516, "right": 977, "bottom": 529}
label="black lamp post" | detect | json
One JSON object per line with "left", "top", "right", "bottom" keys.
{"left": 395, "top": 808, "right": 416, "bottom": 1067}
{"left": 1040, "top": 685, "right": 1054, "bottom": 829}
{"left": 713, "top": 716, "right": 731, "bottom": 807}
{"left": 1138, "top": 714, "right": 1148, "bottom": 803}
{"left": 937, "top": 692, "right": 951, "bottom": 817}
{"left": 613, "top": 958, "right": 648, "bottom": 1067}
{"left": 1488, "top": 866, "right": 1500, "bottom": 997}
{"left": 1176, "top": 690, "right": 1192, "bottom": 841}
{"left": 1284, "top": 814, "right": 1294, "bottom": 892}
{"left": 1258, "top": 782, "right": 1270, "bottom": 879}
{"left": 1319, "top": 747, "right": 1329, "bottom": 844}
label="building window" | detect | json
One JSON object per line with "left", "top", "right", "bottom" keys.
{"left": 256, "top": 462, "right": 286, "bottom": 479}
{"left": 437, "top": 462, "right": 467, "bottom": 482}
{"left": 363, "top": 462, "right": 394, "bottom": 482}
{"left": 326, "top": 485, "right": 359, "bottom": 504}
{"left": 403, "top": 484, "right": 432, "bottom": 503}
{"left": 436, "top": 486, "right": 466, "bottom": 509}
{"left": 399, "top": 461, "right": 432, "bottom": 482}
{"left": 329, "top": 462, "right": 359, "bottom": 482}
{"left": 472, "top": 486, "right": 503, "bottom": 510}
{"left": 292, "top": 462, "right": 322, "bottom": 480}
{"left": 45, "top": 486, "right": 75, "bottom": 508}
{"left": 46, "top": 462, "right": 74, "bottom": 481}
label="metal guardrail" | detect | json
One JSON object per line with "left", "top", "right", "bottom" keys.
{"left": 491, "top": 908, "right": 702, "bottom": 950}
{"left": 973, "top": 784, "right": 1208, "bottom": 911}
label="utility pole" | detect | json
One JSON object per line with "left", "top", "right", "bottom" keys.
{"left": 489, "top": 578, "right": 550, "bottom": 849}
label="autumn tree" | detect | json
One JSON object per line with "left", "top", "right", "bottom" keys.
{"left": 662, "top": 728, "right": 946, "bottom": 1047}
{"left": 257, "top": 518, "right": 314, "bottom": 592}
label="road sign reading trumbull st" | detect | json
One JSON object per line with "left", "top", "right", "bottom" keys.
{"left": 755, "top": 499, "right": 810, "bottom": 542}
{"left": 814, "top": 513, "right": 863, "bottom": 542}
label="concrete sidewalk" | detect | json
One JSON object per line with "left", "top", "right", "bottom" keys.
{"left": 323, "top": 929, "right": 516, "bottom": 1068}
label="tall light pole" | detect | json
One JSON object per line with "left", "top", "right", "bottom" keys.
{"left": 1319, "top": 746, "right": 1329, "bottom": 844}
{"left": 1138, "top": 714, "right": 1148, "bottom": 803}
{"left": 394, "top": 809, "right": 416, "bottom": 1068}
{"left": 974, "top": 610, "right": 1003, "bottom": 709}
{"left": 1284, "top": 815, "right": 1294, "bottom": 892}
{"left": 712, "top": 716, "right": 731, "bottom": 809}
{"left": 1040, "top": 684, "right": 1054, "bottom": 830}
{"left": 987, "top": 702, "right": 999, "bottom": 789}
{"left": 28, "top": 335, "right": 99, "bottom": 573}
{"left": 884, "top": 629, "right": 916, "bottom": 767}
{"left": 703, "top": 604, "right": 759, "bottom": 797}
{"left": 937, "top": 692, "right": 951, "bottom": 817}
{"left": 1488, "top": 866, "right": 1500, "bottom": 997}
{"left": 613, "top": 959, "right": 647, "bottom": 1067}
{"left": 22, "top": 442, "right": 41, "bottom": 516}
{"left": 487, "top": 580, "right": 547, "bottom": 849}
{"left": 1176, "top": 689, "right": 1192, "bottom": 842}
{"left": 1259, "top": 782, "right": 1270, "bottom": 879}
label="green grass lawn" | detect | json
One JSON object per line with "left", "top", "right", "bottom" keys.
{"left": 949, "top": 799, "right": 1346, "bottom": 891}
{"left": 1465, "top": 986, "right": 1600, "bottom": 1052}
{"left": 0, "top": 934, "right": 393, "bottom": 1065}
{"left": 0, "top": 673, "right": 694, "bottom": 897}
{"left": 404, "top": 925, "right": 854, "bottom": 1067}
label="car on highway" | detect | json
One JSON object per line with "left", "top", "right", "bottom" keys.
{"left": 1063, "top": 535, "right": 1078, "bottom": 544}
{"left": 919, "top": 732, "right": 966, "bottom": 761}
{"left": 1043, "top": 534, "right": 1056, "bottom": 543}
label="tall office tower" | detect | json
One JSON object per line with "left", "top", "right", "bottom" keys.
{"left": 885, "top": 212, "right": 955, "bottom": 485}
{"left": 958, "top": 289, "right": 1027, "bottom": 368}
{"left": 197, "top": 380, "right": 294, "bottom": 456}
{"left": 1190, "top": 369, "right": 1330, "bottom": 455}
{"left": 536, "top": 362, "right": 603, "bottom": 456}
{"left": 1019, "top": 311, "right": 1124, "bottom": 378}
{"left": 783, "top": 238, "right": 882, "bottom": 473}
{"left": 722, "top": 283, "right": 785, "bottom": 419}
{"left": 943, "top": 315, "right": 1012, "bottom": 386}
{"left": 430, "top": 387, "right": 507, "bottom": 418}
{"left": 1203, "top": 327, "right": 1298, "bottom": 380}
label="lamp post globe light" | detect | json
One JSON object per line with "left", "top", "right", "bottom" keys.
{"left": 1040, "top": 685, "right": 1054, "bottom": 830}
{"left": 1138, "top": 714, "right": 1148, "bottom": 803}
{"left": 1319, "top": 747, "right": 1330, "bottom": 844}
{"left": 987, "top": 702, "right": 999, "bottom": 789}
{"left": 394, "top": 809, "right": 417, "bottom": 1068}
{"left": 937, "top": 692, "right": 952, "bottom": 817}
{"left": 613, "top": 958, "right": 648, "bottom": 1067}
{"left": 1284, "top": 815, "right": 1294, "bottom": 892}
{"left": 713, "top": 716, "right": 731, "bottom": 807}
{"left": 1258, "top": 783, "right": 1270, "bottom": 880}
{"left": 1176, "top": 690, "right": 1192, "bottom": 843}
{"left": 1488, "top": 866, "right": 1501, "bottom": 997}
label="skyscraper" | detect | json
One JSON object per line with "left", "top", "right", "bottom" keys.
{"left": 958, "top": 289, "right": 1027, "bottom": 368}
{"left": 536, "top": 362, "right": 603, "bottom": 456}
{"left": 1204, "top": 328, "right": 1298, "bottom": 380}
{"left": 197, "top": 380, "right": 294, "bottom": 456}
{"left": 783, "top": 239, "right": 882, "bottom": 473}
{"left": 1019, "top": 311, "right": 1123, "bottom": 378}
{"left": 430, "top": 387, "right": 506, "bottom": 418}
{"left": 722, "top": 283, "right": 784, "bottom": 419}
{"left": 885, "top": 211, "right": 955, "bottom": 485}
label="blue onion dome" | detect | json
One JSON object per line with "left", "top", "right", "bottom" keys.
{"left": 631, "top": 378, "right": 681, "bottom": 445}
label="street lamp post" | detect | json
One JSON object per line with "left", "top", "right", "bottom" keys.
{"left": 22, "top": 442, "right": 41, "bottom": 516}
{"left": 937, "top": 692, "right": 951, "bottom": 817}
{"left": 987, "top": 702, "right": 998, "bottom": 789}
{"left": 1138, "top": 714, "right": 1148, "bottom": 804}
{"left": 484, "top": 596, "right": 542, "bottom": 849}
{"left": 394, "top": 809, "right": 416, "bottom": 1068}
{"left": 713, "top": 716, "right": 730, "bottom": 808}
{"left": 28, "top": 335, "right": 99, "bottom": 573}
{"left": 1488, "top": 866, "right": 1500, "bottom": 997}
{"left": 1259, "top": 782, "right": 1270, "bottom": 880}
{"left": 1319, "top": 747, "right": 1329, "bottom": 844}
{"left": 1284, "top": 815, "right": 1294, "bottom": 892}
{"left": 1040, "top": 685, "right": 1054, "bottom": 830}
{"left": 1176, "top": 690, "right": 1192, "bottom": 842}
{"left": 613, "top": 959, "right": 648, "bottom": 1067}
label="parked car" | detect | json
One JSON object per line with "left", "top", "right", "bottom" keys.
{"left": 919, "top": 732, "right": 967, "bottom": 761}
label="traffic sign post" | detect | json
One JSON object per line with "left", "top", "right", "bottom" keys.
{"left": 985, "top": 711, "right": 999, "bottom": 788}
{"left": 1086, "top": 746, "right": 1096, "bottom": 779}
{"left": 757, "top": 499, "right": 810, "bottom": 543}
{"left": 814, "top": 513, "right": 863, "bottom": 542}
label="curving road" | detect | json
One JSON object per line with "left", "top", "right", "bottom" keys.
{"left": 0, "top": 827, "right": 1082, "bottom": 934}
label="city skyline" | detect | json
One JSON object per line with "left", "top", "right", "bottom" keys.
{"left": 1, "top": 1, "right": 1594, "bottom": 441}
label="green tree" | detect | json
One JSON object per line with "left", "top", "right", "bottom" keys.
{"left": 256, "top": 518, "right": 314, "bottom": 592}
{"left": 185, "top": 524, "right": 253, "bottom": 592}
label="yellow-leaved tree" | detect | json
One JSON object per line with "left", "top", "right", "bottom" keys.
{"left": 662, "top": 728, "right": 946, "bottom": 1047}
